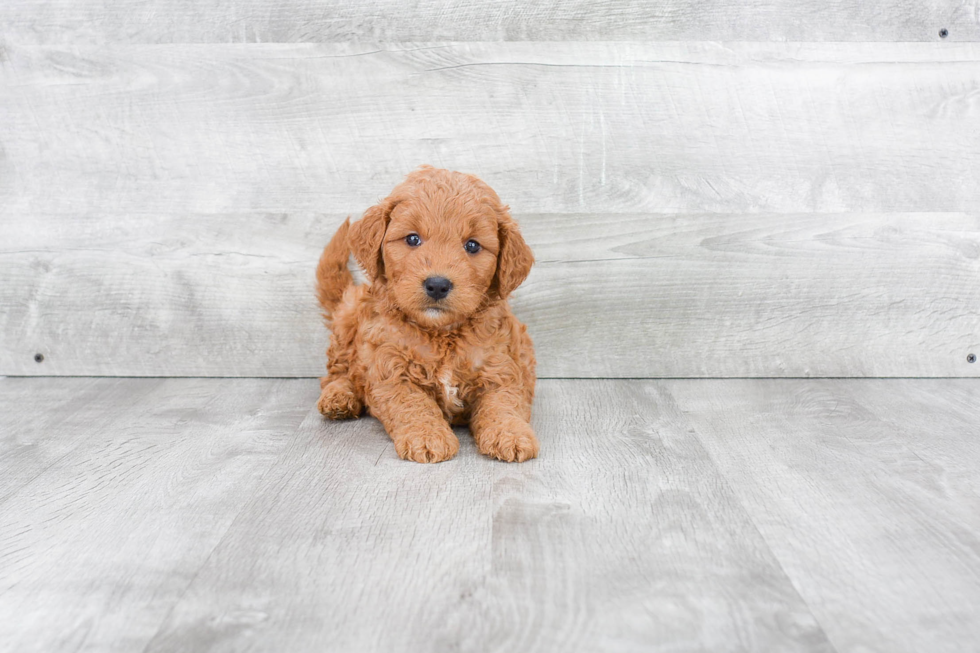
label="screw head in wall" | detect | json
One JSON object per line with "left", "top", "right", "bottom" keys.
{"left": 939, "top": 28, "right": 949, "bottom": 38}
{"left": 34, "top": 353, "right": 44, "bottom": 363}
{"left": 969, "top": 353, "right": 977, "bottom": 364}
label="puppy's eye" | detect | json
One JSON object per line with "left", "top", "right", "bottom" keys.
{"left": 405, "top": 234, "right": 422, "bottom": 247}
{"left": 464, "top": 239, "right": 481, "bottom": 254}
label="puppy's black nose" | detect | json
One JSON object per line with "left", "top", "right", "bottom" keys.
{"left": 424, "top": 276, "right": 453, "bottom": 300}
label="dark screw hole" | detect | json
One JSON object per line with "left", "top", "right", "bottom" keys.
{"left": 34, "top": 353, "right": 44, "bottom": 363}
{"left": 939, "top": 28, "right": 949, "bottom": 38}
{"left": 969, "top": 353, "right": 977, "bottom": 364}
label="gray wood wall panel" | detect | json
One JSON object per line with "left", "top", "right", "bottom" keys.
{"left": 0, "top": 0, "right": 976, "bottom": 44}
{"left": 3, "top": 211, "right": 977, "bottom": 377}
{"left": 3, "top": 42, "right": 978, "bottom": 378}
{"left": 3, "top": 43, "right": 980, "bottom": 217}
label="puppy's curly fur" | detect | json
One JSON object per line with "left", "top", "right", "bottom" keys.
{"left": 316, "top": 166, "right": 537, "bottom": 463}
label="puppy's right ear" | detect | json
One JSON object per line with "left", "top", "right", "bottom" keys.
{"left": 348, "top": 199, "right": 393, "bottom": 282}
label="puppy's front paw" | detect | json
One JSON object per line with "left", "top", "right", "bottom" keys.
{"left": 317, "top": 379, "right": 363, "bottom": 419}
{"left": 394, "top": 427, "right": 460, "bottom": 464}
{"left": 476, "top": 418, "right": 539, "bottom": 463}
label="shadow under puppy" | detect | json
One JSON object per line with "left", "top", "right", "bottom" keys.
{"left": 315, "top": 166, "right": 537, "bottom": 463}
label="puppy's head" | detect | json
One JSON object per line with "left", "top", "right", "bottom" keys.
{"left": 349, "top": 166, "right": 533, "bottom": 328}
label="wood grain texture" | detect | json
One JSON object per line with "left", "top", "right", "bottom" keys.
{"left": 3, "top": 377, "right": 979, "bottom": 650}
{"left": 0, "top": 0, "right": 976, "bottom": 44}
{"left": 519, "top": 212, "right": 980, "bottom": 378}
{"left": 3, "top": 42, "right": 978, "bottom": 377}
{"left": 143, "top": 379, "right": 833, "bottom": 652}
{"left": 143, "top": 400, "right": 497, "bottom": 653}
{"left": 667, "top": 378, "right": 980, "bottom": 653}
{"left": 2, "top": 211, "right": 977, "bottom": 377}
{"left": 0, "top": 378, "right": 317, "bottom": 653}
{"left": 843, "top": 379, "right": 980, "bottom": 497}
{"left": 0, "top": 212, "right": 333, "bottom": 377}
{"left": 2, "top": 43, "right": 980, "bottom": 217}
{"left": 454, "top": 380, "right": 834, "bottom": 652}
{"left": 0, "top": 377, "right": 163, "bottom": 502}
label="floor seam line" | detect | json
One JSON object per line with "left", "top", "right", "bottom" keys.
{"left": 655, "top": 380, "right": 846, "bottom": 653}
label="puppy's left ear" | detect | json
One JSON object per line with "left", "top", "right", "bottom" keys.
{"left": 492, "top": 209, "right": 534, "bottom": 300}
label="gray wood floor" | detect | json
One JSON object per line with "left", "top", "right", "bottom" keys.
{"left": 1, "top": 377, "right": 978, "bottom": 652}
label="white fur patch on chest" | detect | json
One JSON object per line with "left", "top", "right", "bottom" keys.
{"left": 440, "top": 369, "right": 465, "bottom": 412}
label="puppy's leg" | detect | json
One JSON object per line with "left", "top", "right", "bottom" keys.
{"left": 369, "top": 384, "right": 459, "bottom": 463}
{"left": 470, "top": 389, "right": 538, "bottom": 462}
{"left": 317, "top": 376, "right": 363, "bottom": 419}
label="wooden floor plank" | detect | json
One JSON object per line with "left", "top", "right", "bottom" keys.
{"left": 4, "top": 378, "right": 978, "bottom": 651}
{"left": 450, "top": 380, "right": 834, "bottom": 652}
{"left": 143, "top": 402, "right": 496, "bottom": 653}
{"left": 838, "top": 379, "right": 980, "bottom": 502}
{"left": 666, "top": 379, "right": 980, "bottom": 653}
{"left": 0, "top": 378, "right": 317, "bottom": 653}
{"left": 0, "top": 377, "right": 164, "bottom": 504}
{"left": 145, "top": 380, "right": 833, "bottom": 652}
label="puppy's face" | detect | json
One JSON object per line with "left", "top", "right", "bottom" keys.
{"left": 348, "top": 167, "right": 533, "bottom": 329}
{"left": 383, "top": 199, "right": 499, "bottom": 328}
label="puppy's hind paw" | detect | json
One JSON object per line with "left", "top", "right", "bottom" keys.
{"left": 317, "top": 379, "right": 363, "bottom": 419}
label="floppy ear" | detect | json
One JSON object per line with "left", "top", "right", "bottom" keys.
{"left": 492, "top": 211, "right": 534, "bottom": 300}
{"left": 348, "top": 199, "right": 393, "bottom": 282}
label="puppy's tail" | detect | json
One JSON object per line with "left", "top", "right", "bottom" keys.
{"left": 316, "top": 217, "right": 354, "bottom": 324}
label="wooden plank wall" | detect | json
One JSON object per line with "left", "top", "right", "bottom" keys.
{"left": 1, "top": 5, "right": 978, "bottom": 378}
{"left": 1, "top": 1, "right": 977, "bottom": 43}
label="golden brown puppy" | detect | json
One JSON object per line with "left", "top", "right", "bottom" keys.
{"left": 315, "top": 166, "right": 537, "bottom": 463}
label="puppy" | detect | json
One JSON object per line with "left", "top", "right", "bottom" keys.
{"left": 315, "top": 166, "right": 537, "bottom": 463}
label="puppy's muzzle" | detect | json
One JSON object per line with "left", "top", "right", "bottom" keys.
{"left": 424, "top": 276, "right": 453, "bottom": 301}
